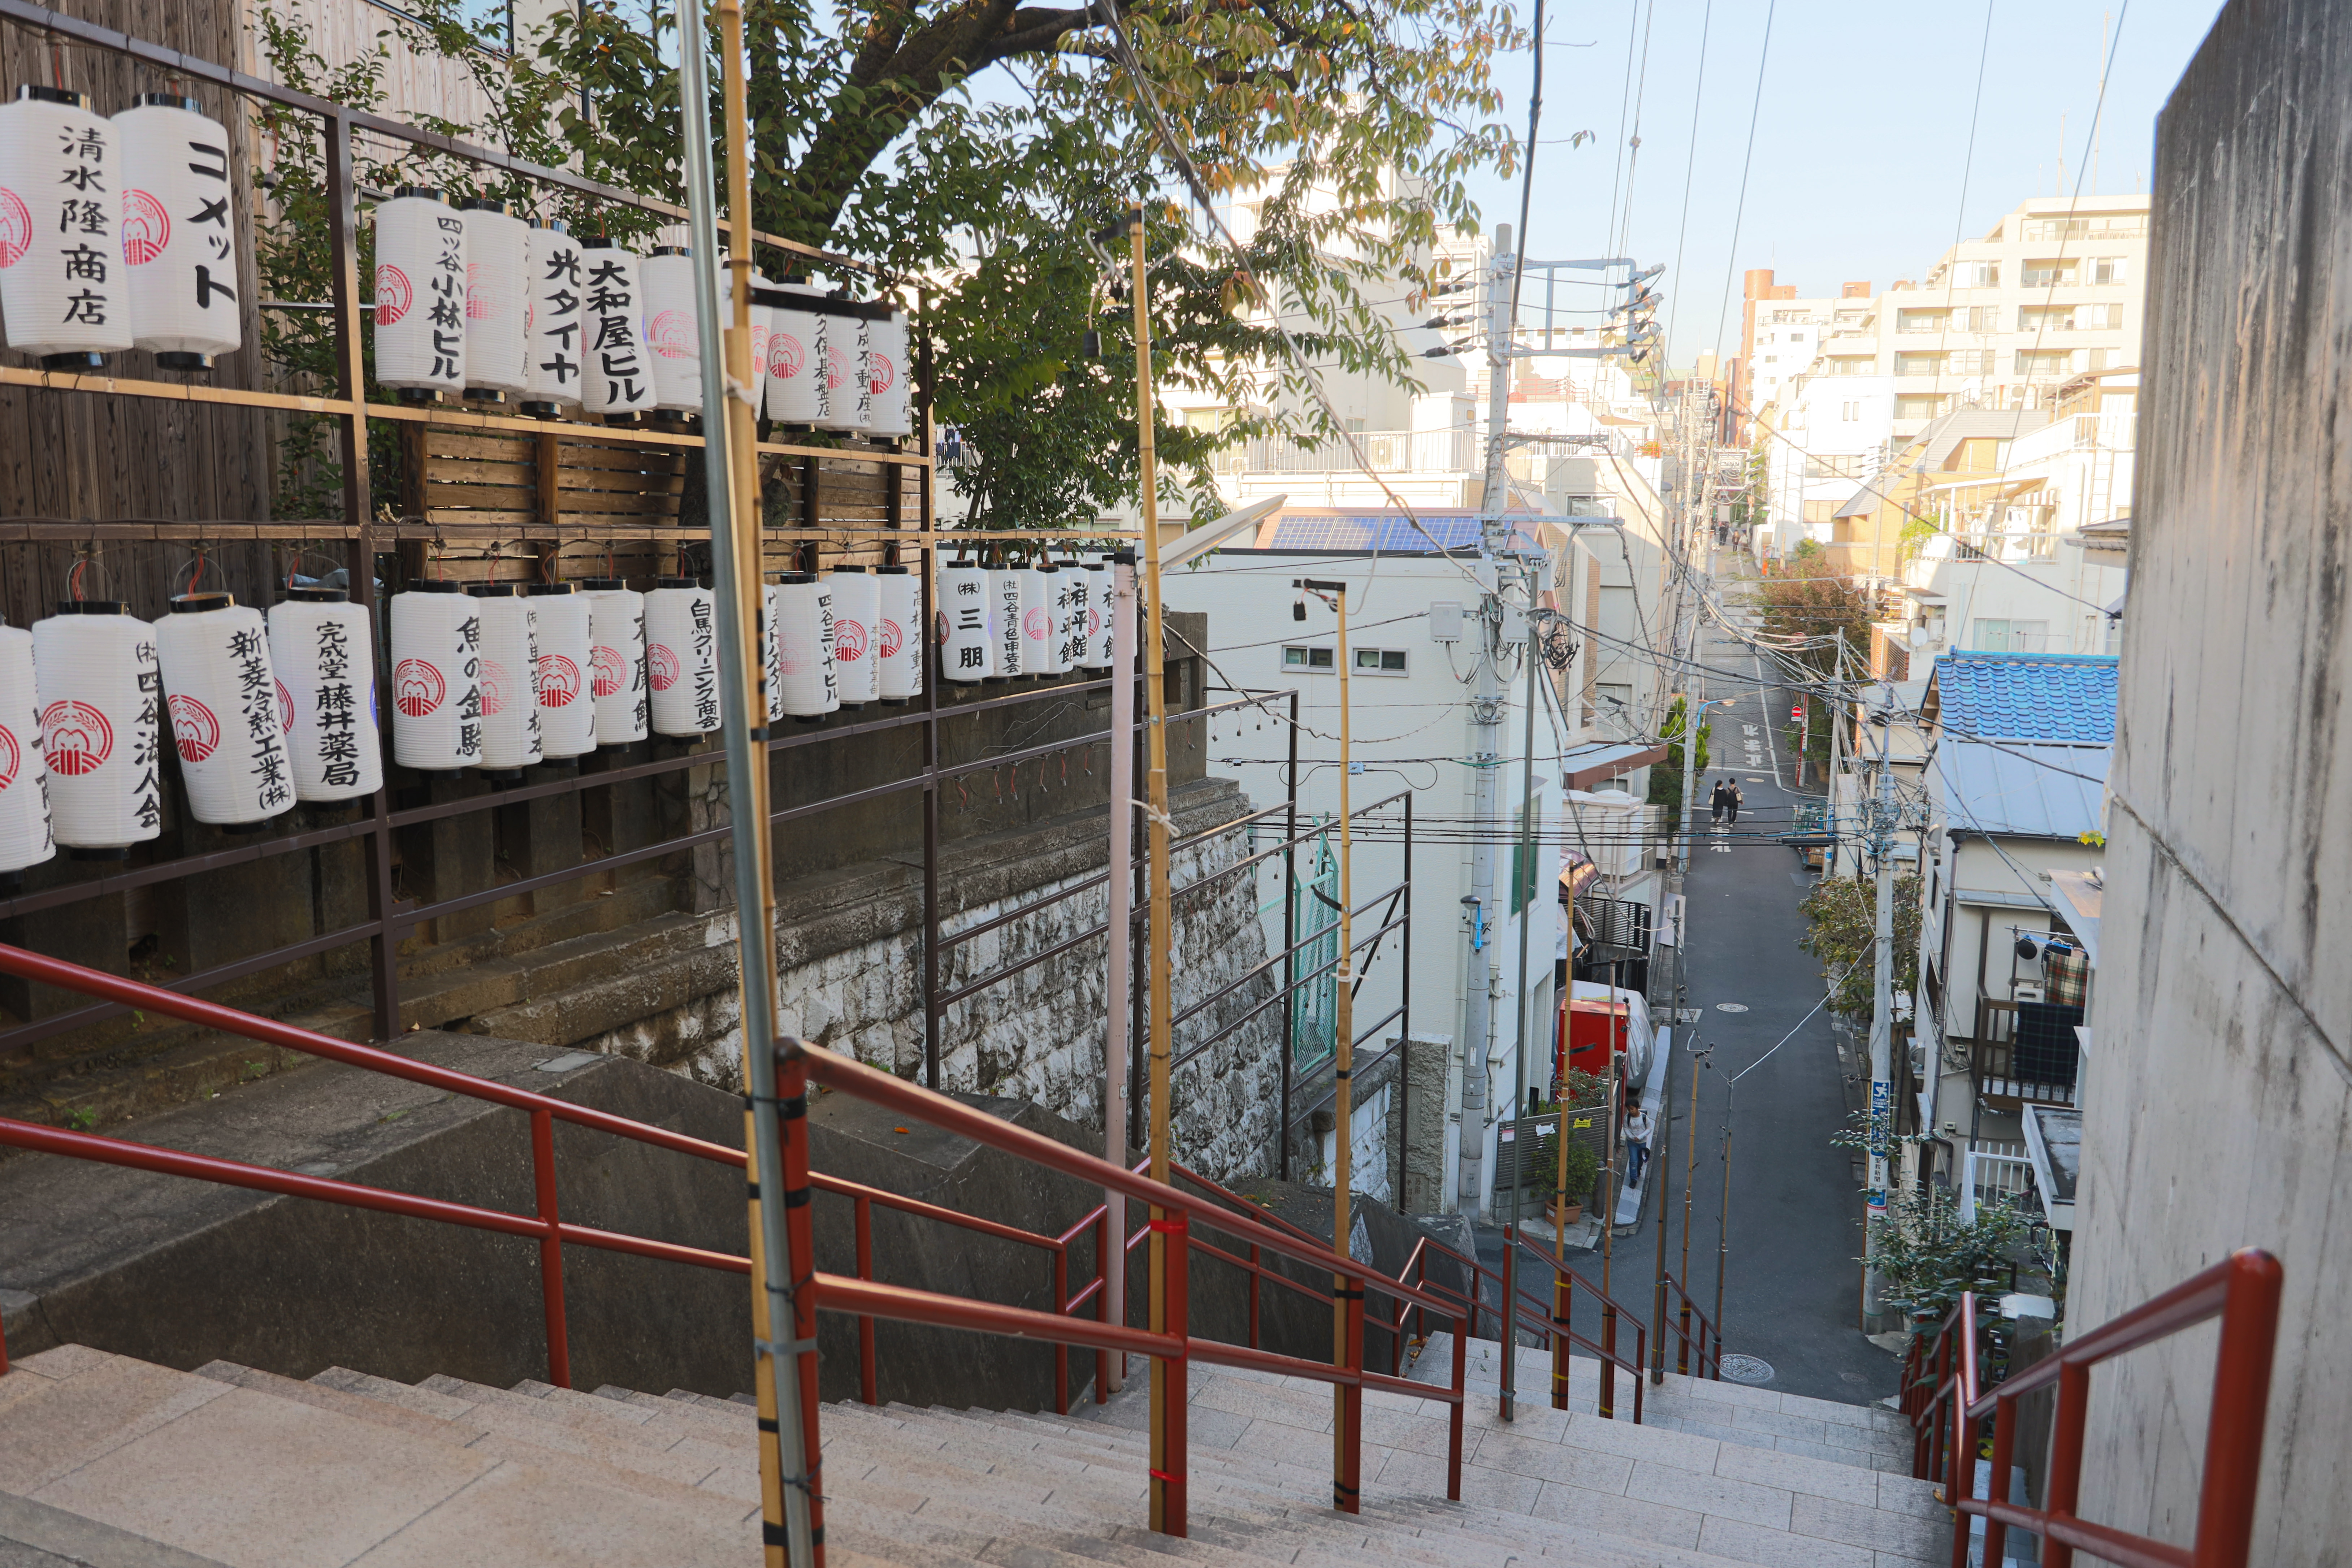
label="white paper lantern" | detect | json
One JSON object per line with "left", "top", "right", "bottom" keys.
{"left": 529, "top": 584, "right": 595, "bottom": 760}
{"left": 578, "top": 242, "right": 654, "bottom": 417}
{"left": 761, "top": 582, "right": 784, "bottom": 724}
{"left": 826, "top": 567, "right": 879, "bottom": 708}
{"left": 764, "top": 280, "right": 822, "bottom": 424}
{"left": 876, "top": 566, "right": 922, "bottom": 703}
{"left": 1027, "top": 563, "right": 1069, "bottom": 676}
{"left": 113, "top": 95, "right": 240, "bottom": 371}
{"left": 466, "top": 584, "right": 542, "bottom": 774}
{"left": 580, "top": 579, "right": 647, "bottom": 745}
{"left": 268, "top": 588, "right": 381, "bottom": 803}
{"left": 388, "top": 581, "right": 482, "bottom": 771}
{"left": 155, "top": 593, "right": 294, "bottom": 829}
{"left": 0, "top": 88, "right": 133, "bottom": 365}
{"left": 1080, "top": 560, "right": 1113, "bottom": 670}
{"left": 989, "top": 566, "right": 1025, "bottom": 680}
{"left": 938, "top": 560, "right": 991, "bottom": 684}
{"left": 372, "top": 188, "right": 465, "bottom": 396}
{"left": 1050, "top": 562, "right": 1089, "bottom": 674}
{"left": 866, "top": 310, "right": 913, "bottom": 437}
{"left": 33, "top": 603, "right": 161, "bottom": 855}
{"left": 521, "top": 222, "right": 584, "bottom": 413}
{"left": 772, "top": 573, "right": 839, "bottom": 719}
{"left": 460, "top": 199, "right": 528, "bottom": 398}
{"left": 0, "top": 621, "right": 56, "bottom": 875}
{"left": 645, "top": 577, "right": 720, "bottom": 736}
{"left": 724, "top": 267, "right": 772, "bottom": 406}
{"left": 812, "top": 310, "right": 870, "bottom": 432}
{"left": 639, "top": 247, "right": 702, "bottom": 411}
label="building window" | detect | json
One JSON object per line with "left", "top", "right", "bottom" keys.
{"left": 1971, "top": 619, "right": 2052, "bottom": 653}
{"left": 2079, "top": 302, "right": 2123, "bottom": 329}
{"left": 1949, "top": 350, "right": 1992, "bottom": 375}
{"left": 2092, "top": 256, "right": 2130, "bottom": 286}
{"left": 1896, "top": 309, "right": 1948, "bottom": 334}
{"left": 1895, "top": 394, "right": 1947, "bottom": 420}
{"left": 1282, "top": 646, "right": 1336, "bottom": 669}
{"left": 1842, "top": 400, "right": 1861, "bottom": 421}
{"left": 1893, "top": 352, "right": 1946, "bottom": 376}
{"left": 1353, "top": 648, "right": 1409, "bottom": 675}
{"left": 2015, "top": 350, "right": 2073, "bottom": 377}
{"left": 1958, "top": 261, "right": 2000, "bottom": 288}
{"left": 1828, "top": 356, "right": 1875, "bottom": 376}
{"left": 2021, "top": 260, "right": 2076, "bottom": 289}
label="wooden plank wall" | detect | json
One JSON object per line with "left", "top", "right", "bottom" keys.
{"left": 0, "top": 0, "right": 272, "bottom": 531}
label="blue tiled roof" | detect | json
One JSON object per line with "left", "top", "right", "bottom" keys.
{"left": 1933, "top": 651, "right": 2117, "bottom": 743}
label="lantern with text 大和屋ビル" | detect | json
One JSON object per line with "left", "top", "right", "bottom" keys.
{"left": 644, "top": 577, "right": 720, "bottom": 736}
{"left": 113, "top": 94, "right": 240, "bottom": 371}
{"left": 461, "top": 199, "right": 528, "bottom": 399}
{"left": 876, "top": 565, "right": 922, "bottom": 703}
{"left": 522, "top": 221, "right": 584, "bottom": 414}
{"left": 529, "top": 584, "right": 594, "bottom": 759}
{"left": 639, "top": 247, "right": 702, "bottom": 410}
{"left": 577, "top": 241, "right": 653, "bottom": 417}
{"left": 0, "top": 87, "right": 134, "bottom": 367}
{"left": 0, "top": 620, "right": 55, "bottom": 878}
{"left": 772, "top": 573, "right": 839, "bottom": 720}
{"left": 826, "top": 566, "right": 879, "bottom": 709}
{"left": 579, "top": 579, "right": 647, "bottom": 745}
{"left": 466, "top": 584, "right": 542, "bottom": 775}
{"left": 268, "top": 587, "right": 381, "bottom": 803}
{"left": 155, "top": 593, "right": 294, "bottom": 830}
{"left": 33, "top": 602, "right": 161, "bottom": 856}
{"left": 373, "top": 188, "right": 465, "bottom": 397}
{"left": 388, "top": 581, "right": 481, "bottom": 771}
{"left": 939, "top": 560, "right": 992, "bottom": 684}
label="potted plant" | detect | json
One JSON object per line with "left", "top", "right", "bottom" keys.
{"left": 1551, "top": 1139, "right": 1600, "bottom": 1226}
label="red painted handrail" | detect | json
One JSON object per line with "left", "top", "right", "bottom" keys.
{"left": 1903, "top": 1249, "right": 2282, "bottom": 1568}
{"left": 1660, "top": 1271, "right": 1721, "bottom": 1379}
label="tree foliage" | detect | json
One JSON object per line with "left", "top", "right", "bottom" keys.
{"left": 1646, "top": 693, "right": 1712, "bottom": 810}
{"left": 261, "top": 0, "right": 1526, "bottom": 531}
{"left": 1867, "top": 1181, "right": 2033, "bottom": 1332}
{"left": 1751, "top": 559, "right": 1876, "bottom": 684}
{"left": 1797, "top": 872, "right": 1921, "bottom": 1027}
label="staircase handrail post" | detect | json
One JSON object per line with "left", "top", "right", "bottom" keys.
{"left": 1447, "top": 1312, "right": 1468, "bottom": 1500}
{"left": 776, "top": 1045, "right": 827, "bottom": 1563}
{"left": 855, "top": 1195, "right": 878, "bottom": 1405}
{"left": 1981, "top": 1374, "right": 2018, "bottom": 1568}
{"left": 1161, "top": 1209, "right": 1189, "bottom": 1534}
{"left": 1337, "top": 1281, "right": 1365, "bottom": 1513}
{"left": 529, "top": 1107, "right": 571, "bottom": 1389}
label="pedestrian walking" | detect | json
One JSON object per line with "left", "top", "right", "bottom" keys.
{"left": 1710, "top": 776, "right": 1742, "bottom": 827}
{"left": 1624, "top": 1104, "right": 1654, "bottom": 1188}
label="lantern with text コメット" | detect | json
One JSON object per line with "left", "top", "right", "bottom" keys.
{"left": 113, "top": 95, "right": 241, "bottom": 370}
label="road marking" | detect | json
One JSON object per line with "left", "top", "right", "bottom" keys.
{"left": 1716, "top": 1002, "right": 1750, "bottom": 1013}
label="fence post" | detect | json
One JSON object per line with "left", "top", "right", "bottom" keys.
{"left": 1447, "top": 1316, "right": 1467, "bottom": 1501}
{"left": 1094, "top": 1208, "right": 1111, "bottom": 1405}
{"left": 1153, "top": 1211, "right": 1188, "bottom": 1537}
{"left": 855, "top": 1193, "right": 877, "bottom": 1405}
{"left": 529, "top": 1108, "right": 570, "bottom": 1388}
{"left": 1552, "top": 1270, "right": 1571, "bottom": 1411}
{"left": 1053, "top": 1245, "right": 1071, "bottom": 1416}
{"left": 2194, "top": 1251, "right": 2284, "bottom": 1568}
{"left": 1336, "top": 1279, "right": 1364, "bottom": 1513}
{"left": 1247, "top": 1243, "right": 1261, "bottom": 1350}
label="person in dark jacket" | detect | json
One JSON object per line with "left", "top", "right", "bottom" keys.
{"left": 1710, "top": 776, "right": 1742, "bottom": 826}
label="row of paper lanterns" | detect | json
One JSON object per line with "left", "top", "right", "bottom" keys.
{"left": 0, "top": 88, "right": 245, "bottom": 369}
{"left": 0, "top": 565, "right": 951, "bottom": 872}
{"left": 372, "top": 189, "right": 913, "bottom": 434}
{"left": 938, "top": 560, "right": 1114, "bottom": 683}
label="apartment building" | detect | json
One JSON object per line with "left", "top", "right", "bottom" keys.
{"left": 1736, "top": 273, "right": 1872, "bottom": 434}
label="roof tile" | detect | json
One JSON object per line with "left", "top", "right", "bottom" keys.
{"left": 1932, "top": 652, "right": 2117, "bottom": 743}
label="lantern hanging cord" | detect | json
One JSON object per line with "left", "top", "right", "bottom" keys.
{"left": 283, "top": 547, "right": 345, "bottom": 589}
{"left": 172, "top": 549, "right": 213, "bottom": 600}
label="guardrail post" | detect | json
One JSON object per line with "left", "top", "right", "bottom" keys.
{"left": 1980, "top": 1389, "right": 2016, "bottom": 1568}
{"left": 1150, "top": 1211, "right": 1188, "bottom": 1537}
{"left": 854, "top": 1193, "right": 877, "bottom": 1405}
{"left": 1248, "top": 1242, "right": 1261, "bottom": 1350}
{"left": 1447, "top": 1316, "right": 1466, "bottom": 1501}
{"left": 2195, "top": 1251, "right": 2283, "bottom": 1568}
{"left": 1336, "top": 1280, "right": 1364, "bottom": 1514}
{"left": 529, "top": 1108, "right": 571, "bottom": 1388}
{"left": 777, "top": 1051, "right": 827, "bottom": 1565}
{"left": 1053, "top": 1244, "right": 1071, "bottom": 1416}
{"left": 1599, "top": 1302, "right": 1616, "bottom": 1420}
{"left": 1093, "top": 1208, "right": 1111, "bottom": 1405}
{"left": 1552, "top": 1270, "right": 1570, "bottom": 1411}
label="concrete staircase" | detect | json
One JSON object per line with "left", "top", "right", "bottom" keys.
{"left": 0, "top": 1340, "right": 1947, "bottom": 1567}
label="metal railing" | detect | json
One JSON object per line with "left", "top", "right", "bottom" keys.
{"left": 1900, "top": 1250, "right": 2283, "bottom": 1568}
{"left": 1210, "top": 429, "right": 1478, "bottom": 477}
{"left": 1661, "top": 1271, "right": 1722, "bottom": 1379}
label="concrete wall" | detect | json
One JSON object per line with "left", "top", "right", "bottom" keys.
{"left": 2072, "top": 1, "right": 2352, "bottom": 1556}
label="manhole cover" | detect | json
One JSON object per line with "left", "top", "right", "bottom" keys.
{"left": 1840, "top": 1370, "right": 1869, "bottom": 1385}
{"left": 1720, "top": 1353, "right": 1775, "bottom": 1384}
{"left": 1715, "top": 1002, "right": 1750, "bottom": 1013}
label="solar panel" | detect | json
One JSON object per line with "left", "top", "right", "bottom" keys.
{"left": 1264, "top": 514, "right": 1486, "bottom": 553}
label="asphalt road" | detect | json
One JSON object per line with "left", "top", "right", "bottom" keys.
{"left": 1472, "top": 594, "right": 1898, "bottom": 1410}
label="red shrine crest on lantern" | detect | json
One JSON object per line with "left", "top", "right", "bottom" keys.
{"left": 879, "top": 618, "right": 905, "bottom": 658}
{"left": 168, "top": 694, "right": 221, "bottom": 764}
{"left": 768, "top": 330, "right": 802, "bottom": 379}
{"left": 647, "top": 643, "right": 681, "bottom": 691}
{"left": 478, "top": 659, "right": 510, "bottom": 716}
{"left": 0, "top": 188, "right": 29, "bottom": 269}
{"left": 42, "top": 700, "right": 114, "bottom": 776}
{"left": 0, "top": 725, "right": 20, "bottom": 789}
{"left": 591, "top": 645, "right": 627, "bottom": 698}
{"left": 538, "top": 653, "right": 582, "bottom": 707}
{"left": 393, "top": 658, "right": 445, "bottom": 718}
{"left": 375, "top": 264, "right": 413, "bottom": 327}
{"left": 649, "top": 310, "right": 693, "bottom": 360}
{"left": 834, "top": 619, "right": 869, "bottom": 662}
{"left": 121, "top": 189, "right": 170, "bottom": 265}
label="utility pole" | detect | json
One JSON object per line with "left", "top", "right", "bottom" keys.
{"left": 1861, "top": 683, "right": 1896, "bottom": 1324}
{"left": 1129, "top": 205, "right": 1185, "bottom": 1537}
{"left": 1457, "top": 222, "right": 1514, "bottom": 1220}
{"left": 1500, "top": 551, "right": 1543, "bottom": 1420}
{"left": 1827, "top": 628, "right": 1846, "bottom": 874}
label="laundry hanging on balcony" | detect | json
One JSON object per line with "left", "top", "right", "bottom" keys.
{"left": 156, "top": 592, "right": 294, "bottom": 829}
{"left": 372, "top": 189, "right": 466, "bottom": 396}
{"left": 876, "top": 565, "right": 921, "bottom": 703}
{"left": 113, "top": 94, "right": 241, "bottom": 371}
{"left": 827, "top": 566, "right": 879, "bottom": 708}
{"left": 580, "top": 578, "right": 647, "bottom": 744}
{"left": 460, "top": 199, "right": 528, "bottom": 399}
{"left": 644, "top": 577, "right": 719, "bottom": 736}
{"left": 529, "top": 584, "right": 594, "bottom": 759}
{"left": 0, "top": 87, "right": 134, "bottom": 366}
{"left": 268, "top": 588, "right": 380, "bottom": 802}
{"left": 0, "top": 620, "right": 56, "bottom": 876}
{"left": 388, "top": 581, "right": 482, "bottom": 771}
{"left": 33, "top": 603, "right": 162, "bottom": 855}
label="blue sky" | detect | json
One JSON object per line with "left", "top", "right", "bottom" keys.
{"left": 1462, "top": 0, "right": 2230, "bottom": 367}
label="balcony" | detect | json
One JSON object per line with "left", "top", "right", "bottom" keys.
{"left": 1211, "top": 427, "right": 1479, "bottom": 477}
{"left": 1970, "top": 996, "right": 2079, "bottom": 1110}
